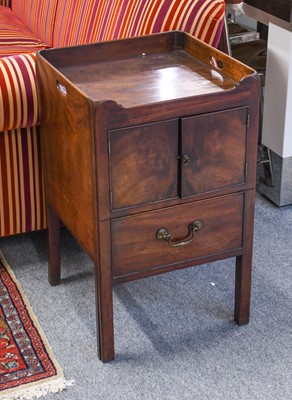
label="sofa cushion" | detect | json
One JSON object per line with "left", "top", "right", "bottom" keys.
{"left": 0, "top": 5, "right": 49, "bottom": 55}
{"left": 11, "top": 0, "right": 58, "bottom": 46}
{"left": 0, "top": 45, "right": 49, "bottom": 58}
{"left": 53, "top": 0, "right": 225, "bottom": 48}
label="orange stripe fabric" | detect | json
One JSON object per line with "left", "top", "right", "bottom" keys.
{"left": 53, "top": 0, "right": 225, "bottom": 48}
{"left": 11, "top": 0, "right": 58, "bottom": 46}
{"left": 53, "top": 0, "right": 101, "bottom": 47}
{"left": 0, "top": 6, "right": 50, "bottom": 49}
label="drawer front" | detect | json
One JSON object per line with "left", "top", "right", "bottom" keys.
{"left": 181, "top": 107, "right": 248, "bottom": 197}
{"left": 109, "top": 119, "right": 179, "bottom": 210}
{"left": 111, "top": 193, "right": 243, "bottom": 278}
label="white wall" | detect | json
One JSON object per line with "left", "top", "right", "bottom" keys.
{"left": 262, "top": 23, "right": 292, "bottom": 158}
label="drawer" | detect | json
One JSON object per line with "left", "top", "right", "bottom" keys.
{"left": 111, "top": 193, "right": 244, "bottom": 278}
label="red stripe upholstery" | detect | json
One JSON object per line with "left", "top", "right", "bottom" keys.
{"left": 0, "top": 1, "right": 11, "bottom": 6}
{"left": 0, "top": 6, "right": 50, "bottom": 52}
{"left": 11, "top": 0, "right": 58, "bottom": 46}
{"left": 0, "top": 126, "right": 46, "bottom": 237}
{"left": 0, "top": 53, "right": 38, "bottom": 131}
{"left": 53, "top": 0, "right": 225, "bottom": 48}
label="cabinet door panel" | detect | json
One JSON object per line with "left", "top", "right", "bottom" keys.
{"left": 109, "top": 120, "right": 179, "bottom": 210}
{"left": 181, "top": 107, "right": 247, "bottom": 197}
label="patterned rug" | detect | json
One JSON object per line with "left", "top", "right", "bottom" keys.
{"left": 0, "top": 251, "right": 73, "bottom": 400}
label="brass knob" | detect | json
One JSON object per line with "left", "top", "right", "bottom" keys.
{"left": 182, "top": 155, "right": 191, "bottom": 166}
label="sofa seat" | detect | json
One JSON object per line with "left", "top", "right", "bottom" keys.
{"left": 0, "top": 0, "right": 226, "bottom": 237}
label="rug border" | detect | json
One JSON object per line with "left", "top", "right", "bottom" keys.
{"left": 0, "top": 250, "right": 73, "bottom": 399}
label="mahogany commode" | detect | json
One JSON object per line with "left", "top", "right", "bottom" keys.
{"left": 36, "top": 32, "right": 260, "bottom": 362}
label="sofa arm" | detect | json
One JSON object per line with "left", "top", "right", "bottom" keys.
{"left": 0, "top": 0, "right": 11, "bottom": 7}
{"left": 0, "top": 53, "right": 38, "bottom": 131}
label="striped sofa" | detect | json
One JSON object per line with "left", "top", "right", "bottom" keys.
{"left": 0, "top": 0, "right": 226, "bottom": 237}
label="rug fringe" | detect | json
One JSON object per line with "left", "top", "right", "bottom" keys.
{"left": 1, "top": 378, "right": 74, "bottom": 400}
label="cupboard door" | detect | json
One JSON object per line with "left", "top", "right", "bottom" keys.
{"left": 181, "top": 107, "right": 248, "bottom": 197}
{"left": 109, "top": 119, "right": 179, "bottom": 210}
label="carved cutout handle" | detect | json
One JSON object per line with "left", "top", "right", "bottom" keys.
{"left": 156, "top": 220, "right": 203, "bottom": 248}
{"left": 56, "top": 80, "right": 67, "bottom": 96}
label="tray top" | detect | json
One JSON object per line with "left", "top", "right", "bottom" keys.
{"left": 38, "top": 32, "right": 255, "bottom": 109}
{"left": 58, "top": 50, "right": 236, "bottom": 108}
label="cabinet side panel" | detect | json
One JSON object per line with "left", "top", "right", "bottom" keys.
{"left": 36, "top": 56, "right": 96, "bottom": 258}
